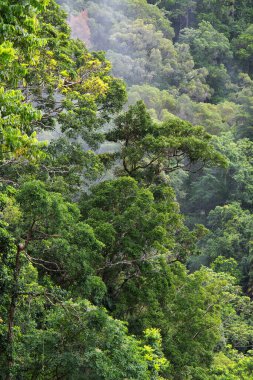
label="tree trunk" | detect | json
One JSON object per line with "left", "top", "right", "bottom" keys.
{"left": 6, "top": 243, "right": 24, "bottom": 380}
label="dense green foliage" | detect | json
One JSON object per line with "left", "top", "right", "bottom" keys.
{"left": 1, "top": 0, "right": 253, "bottom": 379}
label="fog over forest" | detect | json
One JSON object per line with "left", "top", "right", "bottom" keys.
{"left": 1, "top": 0, "right": 253, "bottom": 379}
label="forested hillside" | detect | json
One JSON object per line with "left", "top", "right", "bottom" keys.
{"left": 0, "top": 0, "right": 253, "bottom": 379}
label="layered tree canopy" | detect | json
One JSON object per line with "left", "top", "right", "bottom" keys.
{"left": 1, "top": 0, "right": 253, "bottom": 379}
